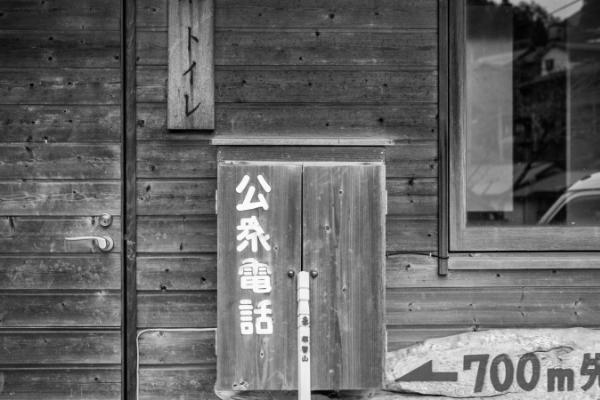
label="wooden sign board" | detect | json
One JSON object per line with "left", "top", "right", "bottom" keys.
{"left": 168, "top": 0, "right": 214, "bottom": 130}
{"left": 386, "top": 328, "right": 600, "bottom": 399}
{"left": 217, "top": 163, "right": 302, "bottom": 390}
{"left": 216, "top": 162, "right": 385, "bottom": 391}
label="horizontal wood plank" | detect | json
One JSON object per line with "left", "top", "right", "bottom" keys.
{"left": 138, "top": 366, "right": 216, "bottom": 400}
{"left": 137, "top": 30, "right": 436, "bottom": 67}
{"left": 0, "top": 105, "right": 120, "bottom": 143}
{"left": 137, "top": 0, "right": 436, "bottom": 30}
{"left": 0, "top": 182, "right": 120, "bottom": 216}
{"left": 138, "top": 330, "right": 215, "bottom": 365}
{"left": 0, "top": 144, "right": 120, "bottom": 179}
{"left": 137, "top": 292, "right": 216, "bottom": 328}
{"left": 0, "top": 255, "right": 120, "bottom": 290}
{"left": 386, "top": 178, "right": 438, "bottom": 196}
{"left": 0, "top": 0, "right": 120, "bottom": 30}
{"left": 137, "top": 180, "right": 216, "bottom": 215}
{"left": 0, "top": 68, "right": 120, "bottom": 105}
{"left": 387, "top": 327, "right": 474, "bottom": 351}
{"left": 386, "top": 217, "right": 437, "bottom": 252}
{"left": 137, "top": 143, "right": 216, "bottom": 179}
{"left": 137, "top": 217, "right": 215, "bottom": 253}
{"left": 137, "top": 66, "right": 437, "bottom": 104}
{"left": 386, "top": 287, "right": 600, "bottom": 327}
{"left": 0, "top": 331, "right": 120, "bottom": 364}
{"left": 387, "top": 254, "right": 600, "bottom": 288}
{"left": 449, "top": 254, "right": 600, "bottom": 270}
{"left": 387, "top": 194, "right": 437, "bottom": 216}
{"left": 0, "top": 30, "right": 120, "bottom": 68}
{"left": 0, "top": 292, "right": 121, "bottom": 327}
{"left": 137, "top": 103, "right": 437, "bottom": 141}
{"left": 385, "top": 142, "right": 438, "bottom": 178}
{"left": 137, "top": 255, "right": 217, "bottom": 291}
{"left": 0, "top": 217, "right": 121, "bottom": 253}
{"left": 0, "top": 368, "right": 121, "bottom": 400}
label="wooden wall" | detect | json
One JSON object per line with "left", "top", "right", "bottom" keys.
{"left": 135, "top": 0, "right": 438, "bottom": 397}
{"left": 0, "top": 0, "right": 122, "bottom": 398}
{"left": 134, "top": 0, "right": 600, "bottom": 398}
{"left": 2, "top": 0, "right": 599, "bottom": 399}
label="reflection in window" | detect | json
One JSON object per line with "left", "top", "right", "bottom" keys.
{"left": 465, "top": 0, "right": 600, "bottom": 226}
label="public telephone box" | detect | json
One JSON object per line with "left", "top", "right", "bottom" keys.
{"left": 215, "top": 151, "right": 386, "bottom": 391}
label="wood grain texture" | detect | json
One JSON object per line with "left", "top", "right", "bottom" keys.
{"left": 0, "top": 369, "right": 121, "bottom": 400}
{"left": 136, "top": 178, "right": 435, "bottom": 217}
{"left": 138, "top": 330, "right": 215, "bottom": 365}
{"left": 137, "top": 0, "right": 436, "bottom": 30}
{"left": 0, "top": 255, "right": 121, "bottom": 290}
{"left": 135, "top": 211, "right": 433, "bottom": 256}
{"left": 137, "top": 142, "right": 217, "bottom": 178}
{"left": 386, "top": 287, "right": 600, "bottom": 327}
{"left": 137, "top": 103, "right": 438, "bottom": 142}
{"left": 0, "top": 0, "right": 120, "bottom": 30}
{"left": 167, "top": 0, "right": 214, "bottom": 129}
{"left": 137, "top": 66, "right": 437, "bottom": 104}
{"left": 0, "top": 144, "right": 121, "bottom": 179}
{"left": 137, "top": 255, "right": 217, "bottom": 291}
{"left": 0, "top": 68, "right": 120, "bottom": 105}
{"left": 137, "top": 292, "right": 216, "bottom": 328}
{"left": 0, "top": 217, "right": 121, "bottom": 253}
{"left": 0, "top": 331, "right": 120, "bottom": 364}
{"left": 218, "top": 146, "right": 385, "bottom": 164}
{"left": 0, "top": 105, "right": 120, "bottom": 143}
{"left": 387, "top": 327, "right": 474, "bottom": 351}
{"left": 124, "top": 0, "right": 138, "bottom": 397}
{"left": 303, "top": 165, "right": 385, "bottom": 390}
{"left": 137, "top": 216, "right": 215, "bottom": 253}
{"left": 137, "top": 179, "right": 216, "bottom": 215}
{"left": 138, "top": 366, "right": 216, "bottom": 400}
{"left": 387, "top": 254, "right": 600, "bottom": 288}
{"left": 0, "top": 182, "right": 120, "bottom": 216}
{"left": 386, "top": 217, "right": 437, "bottom": 252}
{"left": 138, "top": 30, "right": 436, "bottom": 67}
{"left": 0, "top": 30, "right": 120, "bottom": 68}
{"left": 449, "top": 254, "right": 600, "bottom": 270}
{"left": 0, "top": 293, "right": 121, "bottom": 327}
{"left": 216, "top": 163, "right": 301, "bottom": 391}
{"left": 385, "top": 142, "right": 438, "bottom": 178}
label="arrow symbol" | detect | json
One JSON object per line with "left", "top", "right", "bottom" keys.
{"left": 396, "top": 360, "right": 458, "bottom": 382}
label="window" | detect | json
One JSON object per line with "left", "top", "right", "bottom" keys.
{"left": 450, "top": 0, "right": 600, "bottom": 251}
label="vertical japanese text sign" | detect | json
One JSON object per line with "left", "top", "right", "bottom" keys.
{"left": 168, "top": 0, "right": 214, "bottom": 130}
{"left": 217, "top": 163, "right": 302, "bottom": 391}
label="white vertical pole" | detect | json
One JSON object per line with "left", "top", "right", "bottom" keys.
{"left": 297, "top": 271, "right": 311, "bottom": 400}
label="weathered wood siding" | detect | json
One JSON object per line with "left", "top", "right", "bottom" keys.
{"left": 136, "top": 0, "right": 600, "bottom": 394}
{"left": 0, "top": 0, "right": 122, "bottom": 398}
{"left": 135, "top": 0, "right": 437, "bottom": 397}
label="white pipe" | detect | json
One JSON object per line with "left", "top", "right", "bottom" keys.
{"left": 297, "top": 271, "right": 311, "bottom": 400}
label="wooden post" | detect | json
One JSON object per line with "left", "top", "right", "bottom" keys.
{"left": 168, "top": 0, "right": 214, "bottom": 130}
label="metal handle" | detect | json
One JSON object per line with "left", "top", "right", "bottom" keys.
{"left": 65, "top": 236, "right": 114, "bottom": 252}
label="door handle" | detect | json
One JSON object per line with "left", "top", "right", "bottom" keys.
{"left": 65, "top": 236, "right": 114, "bottom": 252}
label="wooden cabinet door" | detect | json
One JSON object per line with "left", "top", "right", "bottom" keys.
{"left": 217, "top": 163, "right": 302, "bottom": 390}
{"left": 303, "top": 164, "right": 385, "bottom": 390}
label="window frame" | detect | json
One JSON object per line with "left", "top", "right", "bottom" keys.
{"left": 448, "top": 0, "right": 600, "bottom": 252}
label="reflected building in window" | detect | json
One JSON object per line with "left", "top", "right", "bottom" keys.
{"left": 465, "top": 0, "right": 600, "bottom": 226}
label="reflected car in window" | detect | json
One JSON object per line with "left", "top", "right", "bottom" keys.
{"left": 539, "top": 172, "right": 600, "bottom": 225}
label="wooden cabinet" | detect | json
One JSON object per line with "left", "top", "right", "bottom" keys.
{"left": 216, "top": 161, "right": 385, "bottom": 391}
